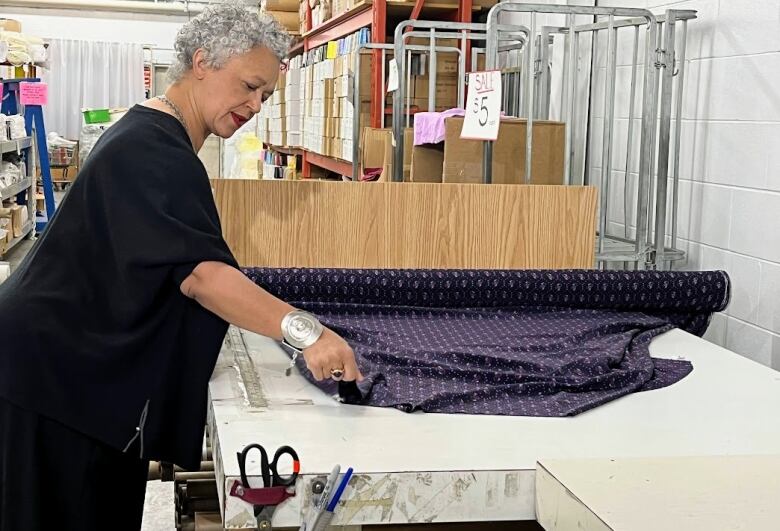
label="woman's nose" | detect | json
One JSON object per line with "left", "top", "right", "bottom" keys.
{"left": 248, "top": 93, "right": 262, "bottom": 114}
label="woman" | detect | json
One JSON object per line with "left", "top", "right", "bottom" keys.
{"left": 0, "top": 3, "right": 361, "bottom": 529}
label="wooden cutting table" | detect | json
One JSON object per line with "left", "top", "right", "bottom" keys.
{"left": 207, "top": 327, "right": 780, "bottom": 529}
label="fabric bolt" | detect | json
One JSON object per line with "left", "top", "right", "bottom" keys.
{"left": 413, "top": 108, "right": 466, "bottom": 145}
{"left": 244, "top": 268, "right": 730, "bottom": 417}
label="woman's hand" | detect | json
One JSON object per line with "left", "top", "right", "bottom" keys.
{"left": 302, "top": 328, "right": 363, "bottom": 382}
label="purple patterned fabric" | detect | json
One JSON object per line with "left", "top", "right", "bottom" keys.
{"left": 243, "top": 268, "right": 730, "bottom": 417}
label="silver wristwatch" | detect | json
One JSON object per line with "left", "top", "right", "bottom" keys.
{"left": 281, "top": 310, "right": 323, "bottom": 352}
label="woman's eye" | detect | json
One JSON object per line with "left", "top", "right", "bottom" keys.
{"left": 244, "top": 82, "right": 258, "bottom": 91}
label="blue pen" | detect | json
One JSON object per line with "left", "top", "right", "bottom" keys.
{"left": 325, "top": 467, "right": 353, "bottom": 512}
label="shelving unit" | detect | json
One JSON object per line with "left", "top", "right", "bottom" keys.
{"left": 0, "top": 177, "right": 33, "bottom": 201}
{"left": 0, "top": 137, "right": 34, "bottom": 155}
{"left": 2, "top": 220, "right": 33, "bottom": 255}
{"left": 268, "top": 145, "right": 304, "bottom": 157}
{"left": 0, "top": 135, "right": 36, "bottom": 258}
{"left": 291, "top": 0, "right": 479, "bottom": 178}
{"left": 1, "top": 76, "right": 58, "bottom": 255}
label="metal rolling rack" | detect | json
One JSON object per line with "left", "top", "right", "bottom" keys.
{"left": 468, "top": 3, "right": 696, "bottom": 271}
{"left": 390, "top": 19, "right": 531, "bottom": 183}
{"left": 349, "top": 41, "right": 467, "bottom": 182}
{"left": 480, "top": 3, "right": 696, "bottom": 270}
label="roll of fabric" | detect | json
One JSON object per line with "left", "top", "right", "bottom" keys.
{"left": 245, "top": 268, "right": 729, "bottom": 417}
{"left": 262, "top": 0, "right": 300, "bottom": 11}
{"left": 243, "top": 268, "right": 730, "bottom": 317}
{"left": 264, "top": 10, "right": 299, "bottom": 32}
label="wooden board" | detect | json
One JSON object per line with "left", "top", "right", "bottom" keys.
{"left": 536, "top": 456, "right": 780, "bottom": 531}
{"left": 212, "top": 180, "right": 597, "bottom": 269}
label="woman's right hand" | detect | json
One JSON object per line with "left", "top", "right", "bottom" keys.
{"left": 301, "top": 328, "right": 363, "bottom": 382}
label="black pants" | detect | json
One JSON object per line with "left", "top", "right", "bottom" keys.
{"left": 0, "top": 396, "right": 149, "bottom": 531}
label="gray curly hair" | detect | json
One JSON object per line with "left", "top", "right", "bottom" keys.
{"left": 168, "top": 1, "right": 292, "bottom": 83}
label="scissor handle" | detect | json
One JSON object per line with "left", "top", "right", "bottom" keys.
{"left": 269, "top": 445, "right": 300, "bottom": 487}
{"left": 237, "top": 443, "right": 301, "bottom": 489}
{"left": 237, "top": 443, "right": 271, "bottom": 489}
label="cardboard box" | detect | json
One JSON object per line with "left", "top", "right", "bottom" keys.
{"left": 410, "top": 144, "right": 444, "bottom": 183}
{"left": 53, "top": 166, "right": 78, "bottom": 182}
{"left": 341, "top": 99, "right": 371, "bottom": 119}
{"left": 10, "top": 205, "right": 27, "bottom": 238}
{"left": 361, "top": 128, "right": 392, "bottom": 181}
{"left": 0, "top": 19, "right": 21, "bottom": 32}
{"left": 0, "top": 216, "right": 11, "bottom": 245}
{"left": 286, "top": 115, "right": 301, "bottom": 131}
{"left": 343, "top": 139, "right": 354, "bottom": 162}
{"left": 312, "top": 79, "right": 335, "bottom": 100}
{"left": 287, "top": 132, "right": 302, "bottom": 147}
{"left": 411, "top": 75, "right": 459, "bottom": 110}
{"left": 333, "top": 138, "right": 343, "bottom": 159}
{"left": 359, "top": 127, "right": 413, "bottom": 182}
{"left": 324, "top": 118, "right": 338, "bottom": 138}
{"left": 442, "top": 117, "right": 565, "bottom": 185}
{"left": 286, "top": 68, "right": 301, "bottom": 87}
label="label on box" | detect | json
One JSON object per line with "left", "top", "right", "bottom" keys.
{"left": 387, "top": 59, "right": 399, "bottom": 92}
{"left": 460, "top": 71, "right": 501, "bottom": 141}
{"left": 19, "top": 82, "right": 48, "bottom": 106}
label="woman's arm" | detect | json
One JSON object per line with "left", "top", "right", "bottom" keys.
{"left": 180, "top": 261, "right": 362, "bottom": 382}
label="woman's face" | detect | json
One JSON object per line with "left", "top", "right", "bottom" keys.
{"left": 194, "top": 46, "right": 281, "bottom": 139}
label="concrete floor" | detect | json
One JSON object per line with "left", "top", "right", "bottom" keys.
{"left": 3, "top": 209, "right": 176, "bottom": 530}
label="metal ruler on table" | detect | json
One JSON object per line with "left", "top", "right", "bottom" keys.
{"left": 227, "top": 326, "right": 268, "bottom": 408}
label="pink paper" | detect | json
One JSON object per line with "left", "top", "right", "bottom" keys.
{"left": 19, "top": 82, "right": 48, "bottom": 106}
{"left": 413, "top": 108, "right": 466, "bottom": 146}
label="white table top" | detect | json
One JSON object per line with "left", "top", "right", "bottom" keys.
{"left": 536, "top": 455, "right": 780, "bottom": 531}
{"left": 207, "top": 328, "right": 780, "bottom": 528}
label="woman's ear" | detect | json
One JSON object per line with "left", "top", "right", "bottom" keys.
{"left": 191, "top": 49, "right": 209, "bottom": 80}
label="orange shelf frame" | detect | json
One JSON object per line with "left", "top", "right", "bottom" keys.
{"left": 300, "top": 0, "right": 475, "bottom": 178}
{"left": 304, "top": 150, "right": 353, "bottom": 176}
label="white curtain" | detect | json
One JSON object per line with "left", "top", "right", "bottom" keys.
{"left": 42, "top": 39, "right": 145, "bottom": 140}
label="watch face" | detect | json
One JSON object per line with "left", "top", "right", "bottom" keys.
{"left": 282, "top": 310, "right": 323, "bottom": 349}
{"left": 288, "top": 315, "right": 318, "bottom": 343}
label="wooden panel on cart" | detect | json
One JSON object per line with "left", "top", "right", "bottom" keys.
{"left": 212, "top": 180, "right": 597, "bottom": 269}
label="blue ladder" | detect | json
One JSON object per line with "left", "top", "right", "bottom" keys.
{"left": 1, "top": 78, "right": 57, "bottom": 232}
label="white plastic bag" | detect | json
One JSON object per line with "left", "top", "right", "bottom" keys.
{"left": 229, "top": 132, "right": 263, "bottom": 179}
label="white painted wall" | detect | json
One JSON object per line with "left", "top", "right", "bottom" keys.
{"left": 1, "top": 6, "right": 185, "bottom": 46}
{"left": 595, "top": 0, "right": 780, "bottom": 369}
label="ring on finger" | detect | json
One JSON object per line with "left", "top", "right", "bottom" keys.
{"left": 330, "top": 368, "right": 344, "bottom": 381}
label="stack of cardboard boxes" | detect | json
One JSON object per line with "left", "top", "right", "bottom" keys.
{"left": 300, "top": 50, "right": 371, "bottom": 162}
{"left": 284, "top": 63, "right": 303, "bottom": 147}
{"left": 0, "top": 204, "right": 29, "bottom": 252}
{"left": 267, "top": 70, "right": 288, "bottom": 148}
{"left": 298, "top": 0, "right": 308, "bottom": 34}
{"left": 301, "top": 0, "right": 362, "bottom": 35}
{"left": 409, "top": 117, "right": 566, "bottom": 185}
{"left": 405, "top": 39, "right": 464, "bottom": 112}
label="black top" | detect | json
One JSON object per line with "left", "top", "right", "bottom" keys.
{"left": 0, "top": 105, "right": 238, "bottom": 469}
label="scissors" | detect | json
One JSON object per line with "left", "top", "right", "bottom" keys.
{"left": 235, "top": 443, "right": 300, "bottom": 530}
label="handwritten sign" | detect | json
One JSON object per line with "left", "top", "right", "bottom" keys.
{"left": 460, "top": 70, "right": 501, "bottom": 141}
{"left": 19, "top": 82, "right": 48, "bottom": 106}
